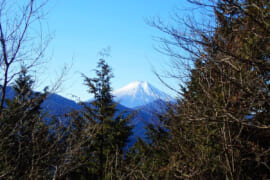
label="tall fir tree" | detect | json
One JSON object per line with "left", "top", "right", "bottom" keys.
{"left": 81, "top": 58, "right": 133, "bottom": 179}
{"left": 0, "top": 67, "right": 52, "bottom": 178}
{"left": 144, "top": 0, "right": 270, "bottom": 178}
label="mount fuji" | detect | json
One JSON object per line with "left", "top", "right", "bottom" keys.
{"left": 113, "top": 81, "right": 171, "bottom": 109}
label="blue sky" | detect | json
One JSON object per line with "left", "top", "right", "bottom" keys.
{"left": 40, "top": 0, "right": 191, "bottom": 101}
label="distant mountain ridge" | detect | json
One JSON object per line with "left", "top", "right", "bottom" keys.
{"left": 113, "top": 81, "right": 171, "bottom": 108}
{"left": 1, "top": 86, "right": 80, "bottom": 116}
{"left": 1, "top": 83, "right": 172, "bottom": 144}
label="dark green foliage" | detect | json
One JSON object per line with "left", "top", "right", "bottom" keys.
{"left": 0, "top": 60, "right": 132, "bottom": 179}
{"left": 66, "top": 59, "right": 133, "bottom": 179}
{"left": 162, "top": 0, "right": 270, "bottom": 179}
{"left": 126, "top": 0, "right": 270, "bottom": 179}
{"left": 1, "top": 0, "right": 269, "bottom": 179}
{"left": 0, "top": 68, "right": 52, "bottom": 178}
{"left": 126, "top": 123, "right": 171, "bottom": 179}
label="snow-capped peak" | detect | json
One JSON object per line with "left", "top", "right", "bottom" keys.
{"left": 113, "top": 81, "right": 171, "bottom": 108}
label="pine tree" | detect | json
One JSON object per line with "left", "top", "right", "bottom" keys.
{"left": 150, "top": 0, "right": 270, "bottom": 178}
{"left": 0, "top": 67, "right": 52, "bottom": 178}
{"left": 81, "top": 58, "right": 133, "bottom": 179}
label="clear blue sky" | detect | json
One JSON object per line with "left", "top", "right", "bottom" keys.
{"left": 40, "top": 0, "right": 191, "bottom": 101}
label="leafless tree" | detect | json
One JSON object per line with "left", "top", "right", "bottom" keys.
{"left": 0, "top": 0, "right": 51, "bottom": 114}
{"left": 148, "top": 0, "right": 270, "bottom": 178}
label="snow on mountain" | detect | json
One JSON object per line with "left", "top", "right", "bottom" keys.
{"left": 113, "top": 81, "right": 171, "bottom": 108}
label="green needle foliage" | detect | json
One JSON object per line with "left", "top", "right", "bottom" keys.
{"left": 127, "top": 0, "right": 270, "bottom": 179}
{"left": 1, "top": 0, "right": 269, "bottom": 179}
{"left": 0, "top": 68, "right": 52, "bottom": 179}
{"left": 151, "top": 0, "right": 270, "bottom": 179}
{"left": 126, "top": 123, "right": 171, "bottom": 179}
{"left": 73, "top": 58, "right": 133, "bottom": 179}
